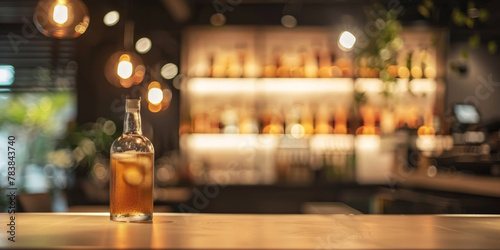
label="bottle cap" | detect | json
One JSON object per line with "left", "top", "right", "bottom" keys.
{"left": 126, "top": 97, "right": 140, "bottom": 112}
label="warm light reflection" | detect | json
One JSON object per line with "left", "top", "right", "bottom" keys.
{"left": 53, "top": 4, "right": 69, "bottom": 24}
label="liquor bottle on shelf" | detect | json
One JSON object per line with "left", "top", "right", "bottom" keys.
{"left": 211, "top": 54, "right": 227, "bottom": 78}
{"left": 209, "top": 108, "right": 221, "bottom": 134}
{"left": 261, "top": 110, "right": 284, "bottom": 134}
{"left": 331, "top": 65, "right": 343, "bottom": 78}
{"left": 303, "top": 53, "right": 319, "bottom": 78}
{"left": 207, "top": 54, "right": 215, "bottom": 77}
{"left": 221, "top": 106, "right": 239, "bottom": 134}
{"left": 193, "top": 112, "right": 210, "bottom": 133}
{"left": 421, "top": 49, "right": 436, "bottom": 79}
{"left": 336, "top": 58, "right": 352, "bottom": 78}
{"left": 227, "top": 52, "right": 243, "bottom": 78}
{"left": 397, "top": 50, "right": 410, "bottom": 79}
{"left": 315, "top": 112, "right": 334, "bottom": 134}
{"left": 301, "top": 106, "right": 314, "bottom": 135}
{"left": 318, "top": 51, "right": 332, "bottom": 78}
{"left": 239, "top": 108, "right": 259, "bottom": 134}
{"left": 110, "top": 98, "right": 154, "bottom": 222}
{"left": 289, "top": 50, "right": 304, "bottom": 78}
{"left": 263, "top": 52, "right": 279, "bottom": 78}
{"left": 276, "top": 52, "right": 291, "bottom": 77}
{"left": 410, "top": 49, "right": 423, "bottom": 79}
{"left": 386, "top": 64, "right": 399, "bottom": 78}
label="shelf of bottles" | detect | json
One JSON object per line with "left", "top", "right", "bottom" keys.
{"left": 179, "top": 26, "right": 445, "bottom": 185}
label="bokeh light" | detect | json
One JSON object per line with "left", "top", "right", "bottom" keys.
{"left": 338, "top": 31, "right": 356, "bottom": 51}
{"left": 161, "top": 63, "right": 178, "bottom": 79}
{"left": 210, "top": 13, "right": 226, "bottom": 26}
{"left": 148, "top": 102, "right": 162, "bottom": 113}
{"left": 33, "top": 0, "right": 89, "bottom": 38}
{"left": 103, "top": 10, "right": 119, "bottom": 26}
{"left": 117, "top": 55, "right": 133, "bottom": 79}
{"left": 135, "top": 37, "right": 152, "bottom": 54}
{"left": 105, "top": 51, "right": 145, "bottom": 88}
{"left": 102, "top": 120, "right": 116, "bottom": 135}
{"left": 290, "top": 124, "right": 305, "bottom": 138}
{"left": 0, "top": 65, "right": 15, "bottom": 86}
{"left": 53, "top": 4, "right": 68, "bottom": 24}
{"left": 163, "top": 88, "right": 173, "bottom": 102}
{"left": 281, "top": 15, "right": 297, "bottom": 28}
{"left": 148, "top": 81, "right": 161, "bottom": 90}
{"left": 148, "top": 87, "right": 163, "bottom": 105}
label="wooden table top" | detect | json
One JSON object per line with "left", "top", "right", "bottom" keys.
{"left": 1, "top": 213, "right": 500, "bottom": 249}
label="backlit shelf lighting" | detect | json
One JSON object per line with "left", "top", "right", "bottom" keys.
{"left": 309, "top": 134, "right": 354, "bottom": 152}
{"left": 260, "top": 78, "right": 353, "bottom": 94}
{"left": 409, "top": 79, "right": 437, "bottom": 94}
{"left": 181, "top": 134, "right": 280, "bottom": 151}
{"left": 187, "top": 78, "right": 256, "bottom": 95}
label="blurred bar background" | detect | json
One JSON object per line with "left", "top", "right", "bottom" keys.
{"left": 1, "top": 0, "right": 500, "bottom": 214}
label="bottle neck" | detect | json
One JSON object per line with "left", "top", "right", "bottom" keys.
{"left": 124, "top": 110, "right": 142, "bottom": 135}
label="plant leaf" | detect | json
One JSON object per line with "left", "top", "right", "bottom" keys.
{"left": 424, "top": 0, "right": 434, "bottom": 9}
{"left": 479, "top": 9, "right": 489, "bottom": 22}
{"left": 418, "top": 5, "right": 430, "bottom": 18}
{"left": 488, "top": 41, "right": 497, "bottom": 54}
{"left": 468, "top": 34, "right": 481, "bottom": 49}
{"left": 461, "top": 48, "right": 468, "bottom": 59}
{"left": 467, "top": 1, "right": 475, "bottom": 10}
{"left": 465, "top": 18, "right": 474, "bottom": 28}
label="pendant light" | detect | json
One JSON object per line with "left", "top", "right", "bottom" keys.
{"left": 105, "top": 21, "right": 145, "bottom": 88}
{"left": 146, "top": 64, "right": 173, "bottom": 112}
{"left": 33, "top": 0, "right": 90, "bottom": 38}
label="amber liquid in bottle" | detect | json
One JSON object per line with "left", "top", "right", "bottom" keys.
{"left": 110, "top": 98, "right": 154, "bottom": 222}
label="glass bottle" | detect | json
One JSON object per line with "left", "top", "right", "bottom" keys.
{"left": 110, "top": 98, "right": 154, "bottom": 222}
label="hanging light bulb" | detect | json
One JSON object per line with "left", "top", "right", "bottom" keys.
{"left": 105, "top": 22, "right": 145, "bottom": 88}
{"left": 146, "top": 80, "right": 173, "bottom": 112}
{"left": 117, "top": 54, "right": 133, "bottom": 79}
{"left": 33, "top": 0, "right": 90, "bottom": 39}
{"left": 147, "top": 81, "right": 163, "bottom": 104}
{"left": 105, "top": 51, "right": 145, "bottom": 88}
{"left": 53, "top": 4, "right": 68, "bottom": 24}
{"left": 148, "top": 88, "right": 163, "bottom": 105}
